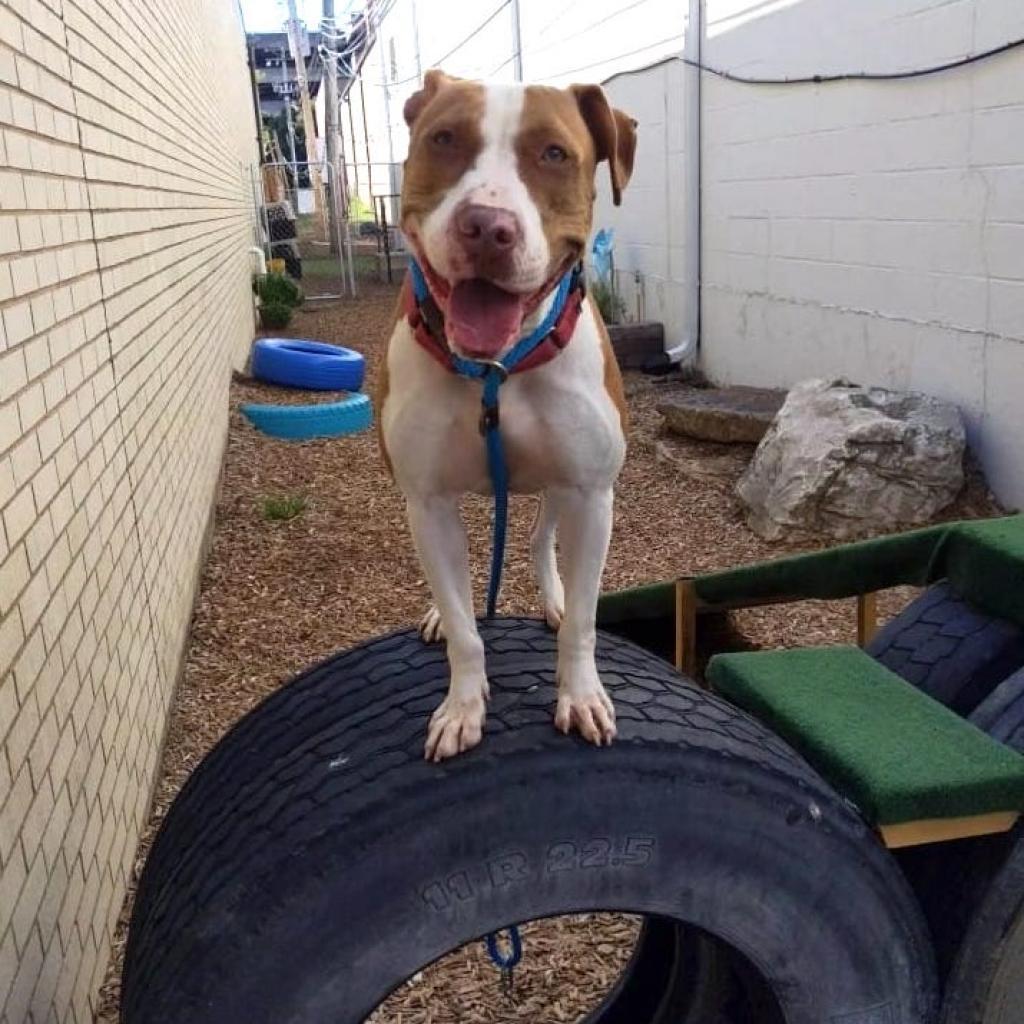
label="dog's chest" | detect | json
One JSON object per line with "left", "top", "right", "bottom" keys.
{"left": 382, "top": 312, "right": 625, "bottom": 496}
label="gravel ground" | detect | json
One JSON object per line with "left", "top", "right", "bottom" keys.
{"left": 94, "top": 280, "right": 1001, "bottom": 1022}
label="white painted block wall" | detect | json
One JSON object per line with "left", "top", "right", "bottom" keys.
{"left": 591, "top": 58, "right": 694, "bottom": 345}
{"left": 597, "top": 0, "right": 1024, "bottom": 508}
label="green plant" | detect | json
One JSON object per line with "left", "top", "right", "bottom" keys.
{"left": 259, "top": 302, "right": 293, "bottom": 330}
{"left": 589, "top": 276, "right": 625, "bottom": 325}
{"left": 260, "top": 494, "right": 307, "bottom": 521}
{"left": 258, "top": 272, "right": 303, "bottom": 308}
{"left": 347, "top": 195, "right": 374, "bottom": 222}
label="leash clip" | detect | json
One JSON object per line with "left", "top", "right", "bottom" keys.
{"left": 470, "top": 359, "right": 509, "bottom": 382}
{"left": 474, "top": 360, "right": 508, "bottom": 436}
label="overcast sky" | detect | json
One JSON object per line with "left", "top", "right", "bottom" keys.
{"left": 238, "top": 0, "right": 796, "bottom": 82}
{"left": 240, "top": 0, "right": 324, "bottom": 33}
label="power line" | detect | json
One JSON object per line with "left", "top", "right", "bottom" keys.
{"left": 604, "top": 34, "right": 1024, "bottom": 87}
{"left": 541, "top": 32, "right": 684, "bottom": 81}
{"left": 491, "top": 0, "right": 655, "bottom": 76}
{"left": 523, "top": 0, "right": 586, "bottom": 50}
{"left": 385, "top": 0, "right": 512, "bottom": 89}
{"left": 487, "top": 0, "right": 585, "bottom": 75}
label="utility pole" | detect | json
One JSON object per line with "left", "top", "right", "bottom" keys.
{"left": 280, "top": 45, "right": 298, "bottom": 184}
{"left": 410, "top": 0, "right": 423, "bottom": 83}
{"left": 347, "top": 97, "right": 360, "bottom": 198}
{"left": 285, "top": 1, "right": 323, "bottom": 214}
{"left": 360, "top": 75, "right": 373, "bottom": 214}
{"left": 380, "top": 25, "right": 396, "bottom": 200}
{"left": 323, "top": 0, "right": 341, "bottom": 253}
{"left": 510, "top": 0, "right": 523, "bottom": 80}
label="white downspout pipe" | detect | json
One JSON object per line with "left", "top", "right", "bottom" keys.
{"left": 665, "top": 0, "right": 702, "bottom": 365}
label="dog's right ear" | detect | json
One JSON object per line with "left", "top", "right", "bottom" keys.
{"left": 404, "top": 69, "right": 452, "bottom": 127}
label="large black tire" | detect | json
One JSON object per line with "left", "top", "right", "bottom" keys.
{"left": 271, "top": 240, "right": 303, "bottom": 279}
{"left": 581, "top": 919, "right": 734, "bottom": 1024}
{"left": 897, "top": 667, "right": 1024, "bottom": 1024}
{"left": 937, "top": 824, "right": 1024, "bottom": 1024}
{"left": 867, "top": 583, "right": 1024, "bottom": 715}
{"left": 969, "top": 667, "right": 1024, "bottom": 749}
{"left": 122, "top": 619, "right": 936, "bottom": 1024}
{"left": 892, "top": 666, "right": 1024, "bottom": 1024}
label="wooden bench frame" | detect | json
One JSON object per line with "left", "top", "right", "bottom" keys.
{"left": 673, "top": 578, "right": 879, "bottom": 679}
{"left": 674, "top": 578, "right": 1020, "bottom": 849}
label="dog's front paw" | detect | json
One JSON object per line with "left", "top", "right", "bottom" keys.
{"left": 425, "top": 690, "right": 487, "bottom": 761}
{"left": 555, "top": 668, "right": 616, "bottom": 746}
{"left": 419, "top": 606, "right": 445, "bottom": 643}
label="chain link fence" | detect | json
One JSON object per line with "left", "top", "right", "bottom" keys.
{"left": 252, "top": 158, "right": 415, "bottom": 295}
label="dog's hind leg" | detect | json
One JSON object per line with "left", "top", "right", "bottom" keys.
{"left": 419, "top": 605, "right": 445, "bottom": 643}
{"left": 406, "top": 494, "right": 489, "bottom": 761}
{"left": 530, "top": 494, "right": 565, "bottom": 631}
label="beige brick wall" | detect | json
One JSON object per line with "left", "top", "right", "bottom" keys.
{"left": 0, "top": 0, "right": 258, "bottom": 1019}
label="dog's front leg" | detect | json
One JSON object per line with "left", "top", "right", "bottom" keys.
{"left": 406, "top": 495, "right": 489, "bottom": 761}
{"left": 547, "top": 486, "right": 617, "bottom": 745}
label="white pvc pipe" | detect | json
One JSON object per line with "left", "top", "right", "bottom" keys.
{"left": 250, "top": 245, "right": 267, "bottom": 276}
{"left": 666, "top": 0, "right": 703, "bottom": 366}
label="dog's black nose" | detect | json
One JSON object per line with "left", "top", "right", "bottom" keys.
{"left": 454, "top": 204, "right": 522, "bottom": 255}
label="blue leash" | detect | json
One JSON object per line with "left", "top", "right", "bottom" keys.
{"left": 409, "top": 261, "right": 575, "bottom": 618}
{"left": 409, "top": 261, "right": 576, "bottom": 980}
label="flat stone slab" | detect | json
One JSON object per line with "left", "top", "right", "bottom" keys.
{"left": 655, "top": 440, "right": 750, "bottom": 488}
{"left": 658, "top": 386, "right": 786, "bottom": 443}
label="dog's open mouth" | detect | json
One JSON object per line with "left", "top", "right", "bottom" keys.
{"left": 447, "top": 278, "right": 525, "bottom": 358}
{"left": 413, "top": 248, "right": 575, "bottom": 360}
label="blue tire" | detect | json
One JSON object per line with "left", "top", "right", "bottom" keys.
{"left": 240, "top": 394, "right": 372, "bottom": 441}
{"left": 251, "top": 338, "right": 366, "bottom": 392}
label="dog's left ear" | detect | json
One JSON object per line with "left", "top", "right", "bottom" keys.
{"left": 570, "top": 85, "right": 638, "bottom": 206}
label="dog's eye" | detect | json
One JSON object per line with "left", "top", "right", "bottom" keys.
{"left": 432, "top": 129, "right": 454, "bottom": 147}
{"left": 542, "top": 144, "right": 568, "bottom": 163}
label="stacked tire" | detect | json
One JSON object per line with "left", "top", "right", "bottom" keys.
{"left": 265, "top": 201, "right": 297, "bottom": 243}
{"left": 271, "top": 241, "right": 302, "bottom": 279}
{"left": 869, "top": 586, "right": 1024, "bottom": 1024}
{"left": 243, "top": 337, "right": 370, "bottom": 440}
{"left": 263, "top": 202, "right": 302, "bottom": 278}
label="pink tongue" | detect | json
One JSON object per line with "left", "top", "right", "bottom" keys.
{"left": 447, "top": 279, "right": 525, "bottom": 357}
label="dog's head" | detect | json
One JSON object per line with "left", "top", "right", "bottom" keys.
{"left": 400, "top": 71, "right": 637, "bottom": 359}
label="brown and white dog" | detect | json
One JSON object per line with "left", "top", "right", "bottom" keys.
{"left": 379, "top": 70, "right": 637, "bottom": 761}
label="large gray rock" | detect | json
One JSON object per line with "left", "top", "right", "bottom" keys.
{"left": 658, "top": 386, "right": 786, "bottom": 443}
{"left": 737, "top": 379, "right": 966, "bottom": 541}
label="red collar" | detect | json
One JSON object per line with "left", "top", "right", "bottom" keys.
{"left": 402, "top": 272, "right": 586, "bottom": 375}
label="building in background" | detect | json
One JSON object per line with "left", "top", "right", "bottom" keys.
{"left": 250, "top": 29, "right": 324, "bottom": 120}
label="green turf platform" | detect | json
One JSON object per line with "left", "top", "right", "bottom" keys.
{"left": 708, "top": 646, "right": 1024, "bottom": 843}
{"left": 597, "top": 514, "right": 1024, "bottom": 630}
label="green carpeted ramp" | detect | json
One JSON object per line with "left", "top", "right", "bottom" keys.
{"left": 708, "top": 645, "right": 1024, "bottom": 847}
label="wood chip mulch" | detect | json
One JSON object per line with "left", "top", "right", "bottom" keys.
{"left": 93, "top": 280, "right": 1002, "bottom": 1022}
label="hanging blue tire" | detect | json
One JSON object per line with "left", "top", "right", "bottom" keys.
{"left": 240, "top": 394, "right": 372, "bottom": 441}
{"left": 252, "top": 338, "right": 366, "bottom": 392}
